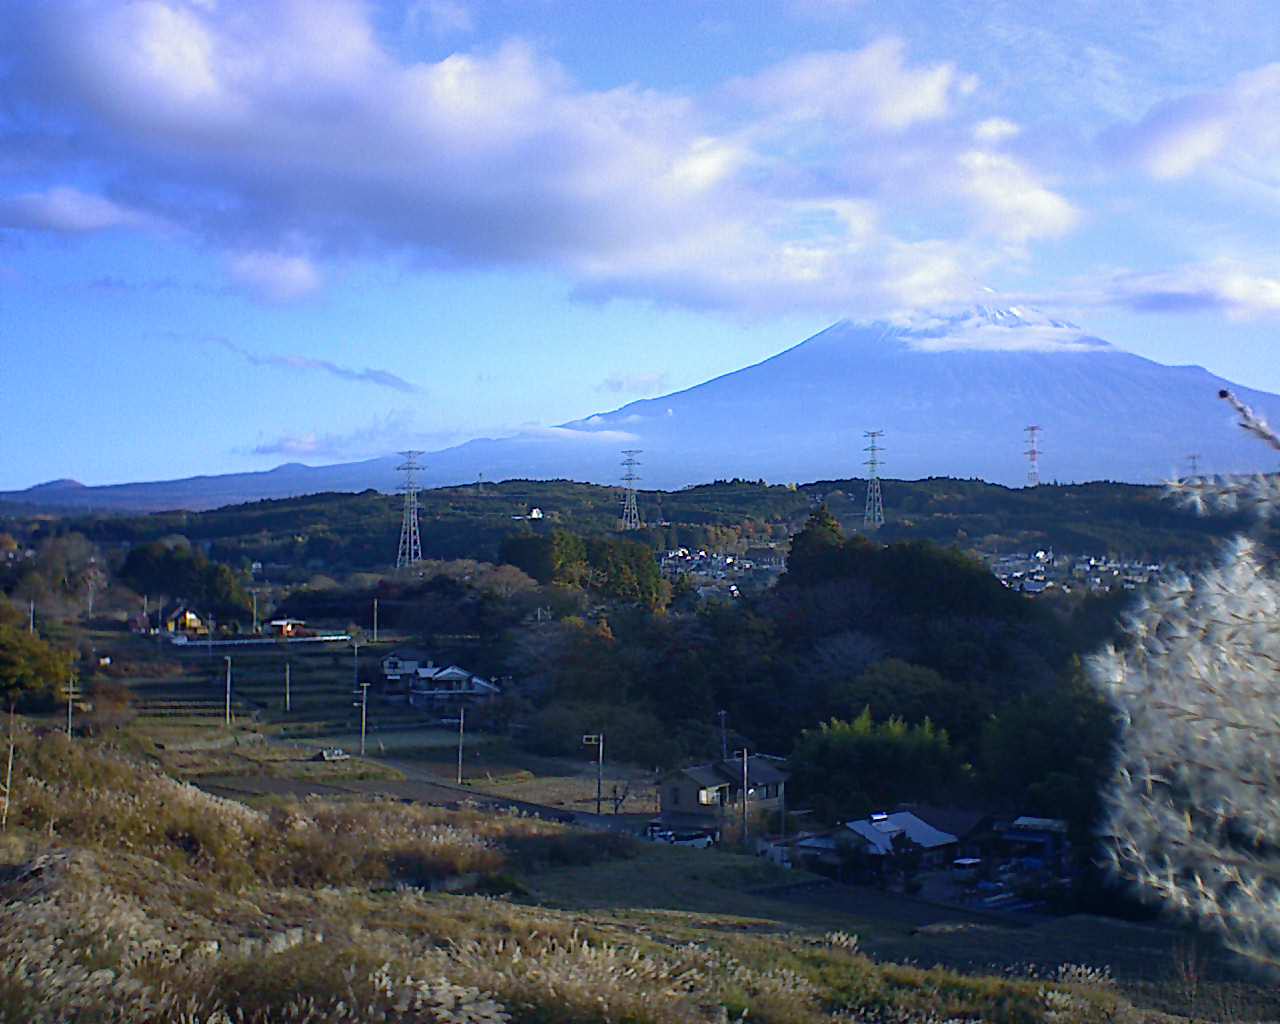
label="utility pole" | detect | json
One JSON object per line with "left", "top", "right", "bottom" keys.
{"left": 1186, "top": 453, "right": 1201, "bottom": 480}
{"left": 284, "top": 661, "right": 291, "bottom": 713}
{"left": 65, "top": 675, "right": 81, "bottom": 739}
{"left": 863, "top": 431, "right": 885, "bottom": 530}
{"left": 223, "top": 656, "right": 232, "bottom": 727}
{"left": 1, "top": 708, "right": 14, "bottom": 831}
{"left": 735, "top": 747, "right": 750, "bottom": 845}
{"left": 354, "top": 682, "right": 369, "bottom": 756}
{"left": 251, "top": 590, "right": 259, "bottom": 634}
{"left": 372, "top": 598, "right": 379, "bottom": 642}
{"left": 351, "top": 637, "right": 361, "bottom": 692}
{"left": 583, "top": 733, "right": 604, "bottom": 814}
{"left": 456, "top": 705, "right": 465, "bottom": 784}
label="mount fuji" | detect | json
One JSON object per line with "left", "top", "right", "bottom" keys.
{"left": 420, "top": 306, "right": 1280, "bottom": 489}
{"left": 6, "top": 307, "right": 1279, "bottom": 510}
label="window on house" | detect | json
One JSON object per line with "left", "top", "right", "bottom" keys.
{"left": 698, "top": 787, "right": 719, "bottom": 806}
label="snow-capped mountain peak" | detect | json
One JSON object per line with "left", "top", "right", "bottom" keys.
{"left": 876, "top": 305, "right": 1110, "bottom": 353}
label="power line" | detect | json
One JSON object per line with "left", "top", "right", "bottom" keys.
{"left": 620, "top": 450, "right": 643, "bottom": 531}
{"left": 863, "top": 431, "right": 885, "bottom": 530}
{"left": 396, "top": 450, "right": 424, "bottom": 568}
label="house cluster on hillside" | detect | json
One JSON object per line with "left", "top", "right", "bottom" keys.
{"left": 129, "top": 606, "right": 310, "bottom": 639}
{"left": 648, "top": 754, "right": 1073, "bottom": 912}
{"left": 986, "top": 550, "right": 1163, "bottom": 596}
{"left": 659, "top": 546, "right": 786, "bottom": 600}
{"left": 764, "top": 808, "right": 1072, "bottom": 911}
{"left": 379, "top": 649, "right": 501, "bottom": 708}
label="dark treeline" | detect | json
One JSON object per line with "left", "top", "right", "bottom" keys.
{"left": 8, "top": 475, "right": 1270, "bottom": 581}
{"left": 118, "top": 542, "right": 253, "bottom": 619}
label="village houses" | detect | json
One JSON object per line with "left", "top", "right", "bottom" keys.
{"left": 380, "top": 648, "right": 501, "bottom": 707}
{"left": 655, "top": 754, "right": 789, "bottom": 836}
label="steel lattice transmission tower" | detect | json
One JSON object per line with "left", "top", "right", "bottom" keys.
{"left": 863, "top": 430, "right": 885, "bottom": 530}
{"left": 396, "top": 450, "right": 424, "bottom": 568}
{"left": 620, "top": 449, "right": 643, "bottom": 531}
{"left": 1024, "top": 425, "right": 1043, "bottom": 487}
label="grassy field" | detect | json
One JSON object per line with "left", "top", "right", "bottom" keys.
{"left": 519, "top": 840, "right": 1280, "bottom": 1022}
{"left": 54, "top": 631, "right": 1280, "bottom": 1021}
{"left": 1, "top": 728, "right": 1228, "bottom": 1024}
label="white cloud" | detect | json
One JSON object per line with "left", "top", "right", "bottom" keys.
{"left": 519, "top": 426, "right": 640, "bottom": 444}
{"left": 1, "top": 4, "right": 1078, "bottom": 315}
{"left": 732, "top": 39, "right": 962, "bottom": 131}
{"left": 0, "top": 186, "right": 154, "bottom": 233}
{"left": 1115, "top": 62, "right": 1280, "bottom": 191}
{"left": 957, "top": 151, "right": 1078, "bottom": 242}
{"left": 247, "top": 412, "right": 475, "bottom": 461}
{"left": 903, "top": 318, "right": 1113, "bottom": 353}
{"left": 227, "top": 252, "right": 321, "bottom": 302}
{"left": 973, "top": 117, "right": 1020, "bottom": 143}
{"left": 1068, "top": 263, "right": 1280, "bottom": 320}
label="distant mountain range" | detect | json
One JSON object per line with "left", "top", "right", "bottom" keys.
{"left": 7, "top": 306, "right": 1280, "bottom": 512}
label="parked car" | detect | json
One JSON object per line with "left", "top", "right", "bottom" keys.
{"left": 651, "top": 829, "right": 715, "bottom": 849}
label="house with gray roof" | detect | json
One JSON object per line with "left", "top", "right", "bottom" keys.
{"left": 656, "top": 754, "right": 788, "bottom": 831}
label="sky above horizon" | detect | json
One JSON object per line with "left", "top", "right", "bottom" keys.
{"left": 3, "top": 0, "right": 1280, "bottom": 489}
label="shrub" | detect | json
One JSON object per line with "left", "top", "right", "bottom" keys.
{"left": 1092, "top": 391, "right": 1280, "bottom": 969}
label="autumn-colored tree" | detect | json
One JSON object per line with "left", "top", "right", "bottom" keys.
{"left": 0, "top": 622, "right": 71, "bottom": 710}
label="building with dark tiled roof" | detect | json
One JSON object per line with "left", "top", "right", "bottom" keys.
{"left": 656, "top": 754, "right": 788, "bottom": 830}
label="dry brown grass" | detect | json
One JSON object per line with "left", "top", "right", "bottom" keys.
{"left": 0, "top": 729, "right": 1217, "bottom": 1023}
{"left": 155, "top": 740, "right": 406, "bottom": 784}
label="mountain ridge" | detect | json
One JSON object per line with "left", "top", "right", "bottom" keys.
{"left": 6, "top": 307, "right": 1279, "bottom": 512}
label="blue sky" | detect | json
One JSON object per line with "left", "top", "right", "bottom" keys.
{"left": 3, "top": 0, "right": 1279, "bottom": 489}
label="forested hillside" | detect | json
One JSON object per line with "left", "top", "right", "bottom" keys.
{"left": 5, "top": 475, "right": 1270, "bottom": 579}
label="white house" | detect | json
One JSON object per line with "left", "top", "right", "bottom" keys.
{"left": 409, "top": 664, "right": 501, "bottom": 705}
{"left": 381, "top": 651, "right": 501, "bottom": 706}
